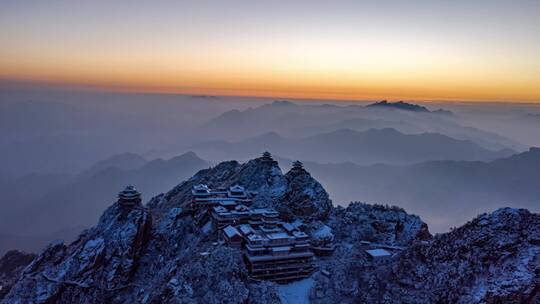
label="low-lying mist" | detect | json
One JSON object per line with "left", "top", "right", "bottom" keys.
{"left": 1, "top": 83, "right": 539, "bottom": 253}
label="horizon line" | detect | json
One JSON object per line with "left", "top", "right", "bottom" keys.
{"left": 1, "top": 78, "right": 539, "bottom": 106}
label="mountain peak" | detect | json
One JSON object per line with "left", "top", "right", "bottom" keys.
{"left": 367, "top": 100, "right": 430, "bottom": 112}
{"left": 279, "top": 160, "right": 333, "bottom": 221}
{"left": 153, "top": 152, "right": 336, "bottom": 220}
{"left": 529, "top": 146, "right": 540, "bottom": 154}
{"left": 242, "top": 131, "right": 284, "bottom": 144}
{"left": 5, "top": 202, "right": 151, "bottom": 302}
{"left": 79, "top": 153, "right": 147, "bottom": 178}
{"left": 260, "top": 131, "right": 282, "bottom": 138}
{"left": 496, "top": 146, "right": 540, "bottom": 163}
{"left": 270, "top": 100, "right": 296, "bottom": 107}
{"left": 472, "top": 207, "right": 531, "bottom": 229}
{"left": 168, "top": 151, "right": 201, "bottom": 162}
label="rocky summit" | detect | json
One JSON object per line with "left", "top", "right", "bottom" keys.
{"left": 310, "top": 207, "right": 539, "bottom": 303}
{"left": 0, "top": 250, "right": 36, "bottom": 299}
{"left": 1, "top": 153, "right": 538, "bottom": 304}
{"left": 372, "top": 208, "right": 540, "bottom": 303}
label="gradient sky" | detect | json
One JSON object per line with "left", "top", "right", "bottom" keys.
{"left": 1, "top": 0, "right": 539, "bottom": 102}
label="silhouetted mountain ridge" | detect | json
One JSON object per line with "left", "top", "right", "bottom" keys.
{"left": 300, "top": 147, "right": 540, "bottom": 232}
{"left": 77, "top": 153, "right": 147, "bottom": 180}
{"left": 192, "top": 128, "right": 514, "bottom": 165}
{"left": 367, "top": 100, "right": 430, "bottom": 112}
{"left": 197, "top": 100, "right": 520, "bottom": 151}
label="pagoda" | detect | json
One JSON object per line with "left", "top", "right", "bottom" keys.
{"left": 261, "top": 151, "right": 274, "bottom": 162}
{"left": 291, "top": 160, "right": 304, "bottom": 171}
{"left": 118, "top": 185, "right": 142, "bottom": 207}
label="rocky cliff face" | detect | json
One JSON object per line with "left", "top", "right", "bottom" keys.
{"left": 278, "top": 164, "right": 333, "bottom": 221}
{"left": 4, "top": 203, "right": 151, "bottom": 303}
{"left": 370, "top": 207, "right": 540, "bottom": 304}
{"left": 10, "top": 154, "right": 530, "bottom": 304}
{"left": 310, "top": 207, "right": 540, "bottom": 304}
{"left": 328, "top": 202, "right": 431, "bottom": 246}
{"left": 308, "top": 203, "right": 430, "bottom": 304}
{"left": 0, "top": 250, "right": 36, "bottom": 299}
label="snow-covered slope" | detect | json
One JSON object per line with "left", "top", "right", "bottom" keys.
{"left": 310, "top": 207, "right": 540, "bottom": 303}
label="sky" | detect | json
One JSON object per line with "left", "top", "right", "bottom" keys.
{"left": 1, "top": 0, "right": 539, "bottom": 102}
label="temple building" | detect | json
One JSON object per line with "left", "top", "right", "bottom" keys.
{"left": 211, "top": 204, "right": 255, "bottom": 229}
{"left": 291, "top": 160, "right": 304, "bottom": 172}
{"left": 366, "top": 248, "right": 392, "bottom": 265}
{"left": 228, "top": 184, "right": 248, "bottom": 199}
{"left": 118, "top": 185, "right": 142, "bottom": 207}
{"left": 222, "top": 225, "right": 243, "bottom": 248}
{"left": 192, "top": 184, "right": 211, "bottom": 198}
{"left": 242, "top": 223, "right": 316, "bottom": 282}
{"left": 215, "top": 204, "right": 317, "bottom": 282}
{"left": 261, "top": 151, "right": 276, "bottom": 163}
{"left": 190, "top": 184, "right": 252, "bottom": 211}
{"left": 192, "top": 183, "right": 331, "bottom": 282}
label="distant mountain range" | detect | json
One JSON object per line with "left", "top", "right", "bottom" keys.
{"left": 367, "top": 100, "right": 423, "bottom": 112}
{"left": 1, "top": 146, "right": 539, "bottom": 253}
{"left": 367, "top": 100, "right": 454, "bottom": 115}
{"left": 299, "top": 147, "right": 540, "bottom": 232}
{"left": 524, "top": 113, "right": 540, "bottom": 123}
{"left": 195, "top": 100, "right": 523, "bottom": 152}
{"left": 77, "top": 152, "right": 147, "bottom": 179}
{"left": 192, "top": 128, "right": 514, "bottom": 165}
{"left": 0, "top": 152, "right": 210, "bottom": 254}
{"left": 0, "top": 94, "right": 253, "bottom": 177}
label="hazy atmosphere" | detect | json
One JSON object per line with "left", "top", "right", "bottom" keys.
{"left": 1, "top": 1, "right": 539, "bottom": 303}
{"left": 1, "top": 84, "right": 539, "bottom": 253}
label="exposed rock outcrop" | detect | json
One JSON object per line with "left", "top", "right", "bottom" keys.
{"left": 0, "top": 250, "right": 36, "bottom": 300}
{"left": 371, "top": 207, "right": 540, "bottom": 303}
{"left": 311, "top": 207, "right": 540, "bottom": 303}
{"left": 309, "top": 203, "right": 431, "bottom": 304}
{"left": 278, "top": 162, "right": 332, "bottom": 221}
{"left": 4, "top": 203, "right": 151, "bottom": 303}
{"left": 328, "top": 202, "right": 431, "bottom": 246}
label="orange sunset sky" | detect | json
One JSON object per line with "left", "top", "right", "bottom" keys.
{"left": 1, "top": 1, "right": 539, "bottom": 103}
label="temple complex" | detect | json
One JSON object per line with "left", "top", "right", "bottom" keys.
{"left": 190, "top": 160, "right": 335, "bottom": 282}
{"left": 115, "top": 157, "right": 335, "bottom": 282}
